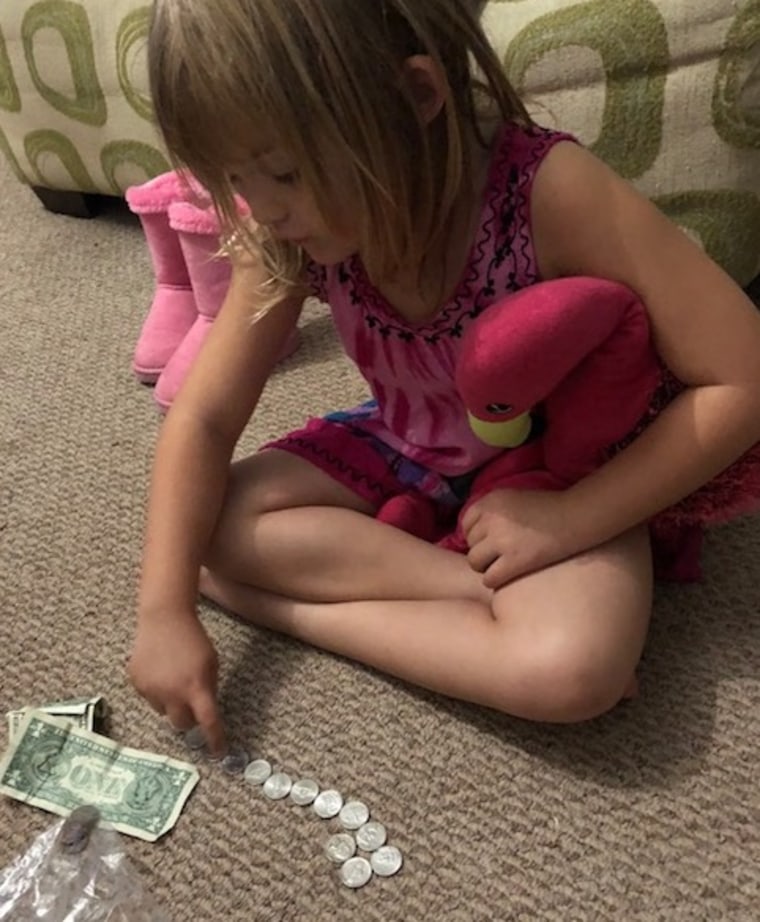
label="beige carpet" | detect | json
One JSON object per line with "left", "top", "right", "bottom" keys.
{"left": 2, "top": 159, "right": 760, "bottom": 921}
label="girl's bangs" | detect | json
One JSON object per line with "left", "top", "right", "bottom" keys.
{"left": 167, "top": 79, "right": 271, "bottom": 190}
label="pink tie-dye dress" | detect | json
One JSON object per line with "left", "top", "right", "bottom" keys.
{"left": 267, "top": 122, "right": 574, "bottom": 494}
{"left": 264, "top": 120, "right": 760, "bottom": 579}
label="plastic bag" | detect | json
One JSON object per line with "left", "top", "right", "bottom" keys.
{"left": 0, "top": 806, "right": 172, "bottom": 921}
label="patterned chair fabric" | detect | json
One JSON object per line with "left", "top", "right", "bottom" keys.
{"left": 485, "top": 0, "right": 760, "bottom": 285}
{"left": 0, "top": 1, "right": 169, "bottom": 196}
{"left": 0, "top": 0, "right": 759, "bottom": 283}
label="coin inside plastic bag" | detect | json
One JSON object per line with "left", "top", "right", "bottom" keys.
{"left": 0, "top": 812, "right": 172, "bottom": 920}
{"left": 58, "top": 805, "right": 101, "bottom": 855}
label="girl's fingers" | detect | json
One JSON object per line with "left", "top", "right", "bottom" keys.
{"left": 465, "top": 519, "right": 487, "bottom": 546}
{"left": 467, "top": 538, "right": 499, "bottom": 574}
{"left": 191, "top": 691, "right": 227, "bottom": 759}
{"left": 142, "top": 694, "right": 167, "bottom": 717}
{"left": 164, "top": 703, "right": 197, "bottom": 734}
{"left": 482, "top": 557, "right": 511, "bottom": 591}
{"left": 460, "top": 502, "right": 482, "bottom": 535}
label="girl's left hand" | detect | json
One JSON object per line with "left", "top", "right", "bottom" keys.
{"left": 462, "top": 489, "right": 580, "bottom": 590}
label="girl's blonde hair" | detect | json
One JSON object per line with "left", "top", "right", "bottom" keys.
{"left": 149, "top": 0, "right": 530, "bottom": 307}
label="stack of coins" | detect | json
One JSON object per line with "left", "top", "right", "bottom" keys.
{"left": 180, "top": 728, "right": 404, "bottom": 888}
{"left": 325, "top": 807, "right": 404, "bottom": 888}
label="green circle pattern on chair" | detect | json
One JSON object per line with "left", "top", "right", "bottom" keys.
{"left": 0, "top": 125, "right": 27, "bottom": 183}
{"left": 116, "top": 7, "right": 154, "bottom": 122}
{"left": 22, "top": 0, "right": 107, "bottom": 127}
{"left": 712, "top": 0, "right": 760, "bottom": 149}
{"left": 101, "top": 140, "right": 170, "bottom": 194}
{"left": 0, "top": 28, "right": 21, "bottom": 113}
{"left": 24, "top": 128, "right": 97, "bottom": 192}
{"left": 504, "top": 0, "right": 669, "bottom": 180}
{"left": 655, "top": 190, "right": 760, "bottom": 286}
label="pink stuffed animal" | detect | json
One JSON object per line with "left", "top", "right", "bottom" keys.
{"left": 377, "top": 277, "right": 661, "bottom": 551}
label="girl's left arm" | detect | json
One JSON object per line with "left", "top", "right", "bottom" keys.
{"left": 531, "top": 141, "right": 760, "bottom": 551}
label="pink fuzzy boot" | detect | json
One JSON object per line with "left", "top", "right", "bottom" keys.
{"left": 126, "top": 172, "right": 207, "bottom": 383}
{"left": 154, "top": 201, "right": 301, "bottom": 411}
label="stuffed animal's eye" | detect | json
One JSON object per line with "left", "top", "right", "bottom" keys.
{"left": 486, "top": 403, "right": 513, "bottom": 414}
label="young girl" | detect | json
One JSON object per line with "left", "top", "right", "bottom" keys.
{"left": 129, "top": 0, "right": 760, "bottom": 755}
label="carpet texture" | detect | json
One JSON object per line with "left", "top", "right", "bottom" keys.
{"left": 1, "top": 161, "right": 760, "bottom": 921}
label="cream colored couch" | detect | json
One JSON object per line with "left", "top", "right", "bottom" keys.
{"left": 0, "top": 0, "right": 168, "bottom": 215}
{"left": 1, "top": 0, "right": 759, "bottom": 284}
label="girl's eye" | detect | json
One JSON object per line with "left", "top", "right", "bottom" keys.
{"left": 273, "top": 170, "right": 299, "bottom": 185}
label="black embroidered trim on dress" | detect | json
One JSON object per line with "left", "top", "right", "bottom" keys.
{"left": 337, "top": 125, "right": 561, "bottom": 344}
{"left": 272, "top": 434, "right": 397, "bottom": 502}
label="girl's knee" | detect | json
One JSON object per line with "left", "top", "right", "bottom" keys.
{"left": 224, "top": 456, "right": 288, "bottom": 516}
{"left": 534, "top": 656, "right": 627, "bottom": 723}
{"left": 491, "top": 634, "right": 633, "bottom": 723}
{"left": 205, "top": 459, "right": 298, "bottom": 568}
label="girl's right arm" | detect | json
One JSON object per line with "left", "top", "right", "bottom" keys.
{"left": 128, "top": 253, "right": 304, "bottom": 754}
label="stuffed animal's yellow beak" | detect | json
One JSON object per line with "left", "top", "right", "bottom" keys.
{"left": 467, "top": 411, "right": 532, "bottom": 448}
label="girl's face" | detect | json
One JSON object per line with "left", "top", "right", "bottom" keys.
{"left": 227, "top": 144, "right": 359, "bottom": 265}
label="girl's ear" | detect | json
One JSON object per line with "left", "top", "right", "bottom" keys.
{"left": 402, "top": 55, "right": 447, "bottom": 124}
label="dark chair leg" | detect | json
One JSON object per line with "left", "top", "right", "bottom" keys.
{"left": 32, "top": 186, "right": 101, "bottom": 218}
{"left": 746, "top": 273, "right": 760, "bottom": 307}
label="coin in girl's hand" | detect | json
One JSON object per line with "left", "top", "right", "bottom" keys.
{"left": 183, "top": 725, "right": 206, "bottom": 751}
{"left": 221, "top": 749, "right": 249, "bottom": 776}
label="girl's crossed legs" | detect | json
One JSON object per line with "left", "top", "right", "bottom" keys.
{"left": 201, "top": 449, "right": 652, "bottom": 722}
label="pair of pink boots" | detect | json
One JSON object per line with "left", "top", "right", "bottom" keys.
{"left": 127, "top": 172, "right": 300, "bottom": 411}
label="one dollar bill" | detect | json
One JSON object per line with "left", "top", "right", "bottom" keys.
{"left": 6, "top": 695, "right": 106, "bottom": 744}
{"left": 0, "top": 711, "right": 199, "bottom": 842}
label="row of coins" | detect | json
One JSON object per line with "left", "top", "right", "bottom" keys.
{"left": 181, "top": 728, "right": 403, "bottom": 888}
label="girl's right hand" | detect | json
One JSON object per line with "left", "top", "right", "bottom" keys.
{"left": 127, "top": 611, "right": 227, "bottom": 757}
